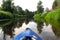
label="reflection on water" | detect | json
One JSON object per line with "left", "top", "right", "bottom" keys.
{"left": 14, "top": 21, "right": 39, "bottom": 36}
{"left": 0, "top": 28, "right": 3, "bottom": 40}
{"left": 41, "top": 23, "right": 57, "bottom": 40}
{"left": 0, "top": 20, "right": 60, "bottom": 40}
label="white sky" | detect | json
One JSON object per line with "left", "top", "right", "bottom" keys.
{"left": 0, "top": 0, "right": 54, "bottom": 11}
{"left": 41, "top": 0, "right": 54, "bottom": 10}
{"left": 0, "top": 0, "right": 2, "bottom": 6}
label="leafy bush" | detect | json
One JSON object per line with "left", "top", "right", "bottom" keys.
{"left": 45, "top": 8, "right": 60, "bottom": 31}
{"left": 33, "top": 13, "right": 47, "bottom": 22}
{"left": 45, "top": 8, "right": 60, "bottom": 24}
{"left": 33, "top": 13, "right": 41, "bottom": 22}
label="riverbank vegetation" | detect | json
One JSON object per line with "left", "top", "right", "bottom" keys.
{"left": 0, "top": 11, "right": 13, "bottom": 19}
{"left": 34, "top": 7, "right": 60, "bottom": 37}
{"left": 34, "top": 8, "right": 60, "bottom": 25}
{"left": 0, "top": 0, "right": 34, "bottom": 20}
{"left": 0, "top": 0, "right": 60, "bottom": 37}
{"left": 45, "top": 8, "right": 60, "bottom": 37}
{"left": 34, "top": 0, "right": 60, "bottom": 36}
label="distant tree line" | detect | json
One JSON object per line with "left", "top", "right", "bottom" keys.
{"left": 0, "top": 0, "right": 36, "bottom": 19}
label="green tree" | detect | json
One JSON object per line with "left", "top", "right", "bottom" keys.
{"left": 52, "top": 0, "right": 58, "bottom": 9}
{"left": 37, "top": 1, "right": 44, "bottom": 13}
{"left": 24, "top": 9, "right": 34, "bottom": 19}
{"left": 16, "top": 6, "right": 24, "bottom": 15}
{"left": 24, "top": 9, "right": 29, "bottom": 18}
{"left": 2, "top": 0, "right": 14, "bottom": 13}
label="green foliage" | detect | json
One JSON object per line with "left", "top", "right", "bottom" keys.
{"left": 0, "top": 11, "right": 13, "bottom": 19}
{"left": 24, "top": 9, "right": 34, "bottom": 19}
{"left": 52, "top": 0, "right": 58, "bottom": 9}
{"left": 34, "top": 13, "right": 41, "bottom": 22}
{"left": 41, "top": 13, "right": 47, "bottom": 22}
{"left": 45, "top": 8, "right": 60, "bottom": 32}
{"left": 37, "top": 1, "right": 44, "bottom": 13}
{"left": 33, "top": 13, "right": 46, "bottom": 33}
{"left": 16, "top": 6, "right": 24, "bottom": 15}
{"left": 45, "top": 8, "right": 60, "bottom": 37}
{"left": 2, "top": 0, "right": 14, "bottom": 13}
{"left": 54, "top": 0, "right": 60, "bottom": 8}
{"left": 34, "top": 8, "right": 60, "bottom": 34}
{"left": 45, "top": 8, "right": 60, "bottom": 22}
{"left": 34, "top": 13, "right": 47, "bottom": 22}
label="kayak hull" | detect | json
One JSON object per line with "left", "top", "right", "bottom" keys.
{"left": 13, "top": 28, "right": 42, "bottom": 40}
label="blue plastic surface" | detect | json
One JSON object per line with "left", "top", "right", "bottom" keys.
{"left": 13, "top": 28, "right": 42, "bottom": 40}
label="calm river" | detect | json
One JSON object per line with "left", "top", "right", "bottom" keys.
{"left": 0, "top": 21, "right": 60, "bottom": 40}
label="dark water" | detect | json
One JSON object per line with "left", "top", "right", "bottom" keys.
{"left": 0, "top": 19, "right": 60, "bottom": 40}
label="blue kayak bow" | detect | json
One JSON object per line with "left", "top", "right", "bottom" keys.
{"left": 13, "top": 28, "right": 42, "bottom": 40}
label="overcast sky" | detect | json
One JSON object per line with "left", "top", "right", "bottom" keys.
{"left": 0, "top": 0, "right": 2, "bottom": 6}
{"left": 0, "top": 0, "right": 54, "bottom": 11}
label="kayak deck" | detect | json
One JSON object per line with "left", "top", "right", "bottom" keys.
{"left": 13, "top": 28, "right": 42, "bottom": 40}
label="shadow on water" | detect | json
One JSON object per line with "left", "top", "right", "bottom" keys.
{"left": 45, "top": 16, "right": 60, "bottom": 40}
{"left": 45, "top": 18, "right": 60, "bottom": 37}
{"left": 0, "top": 19, "right": 17, "bottom": 40}
{"left": 0, "top": 17, "right": 32, "bottom": 40}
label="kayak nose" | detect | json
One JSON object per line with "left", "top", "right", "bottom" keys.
{"left": 13, "top": 28, "right": 42, "bottom": 40}
{"left": 26, "top": 28, "right": 31, "bottom": 30}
